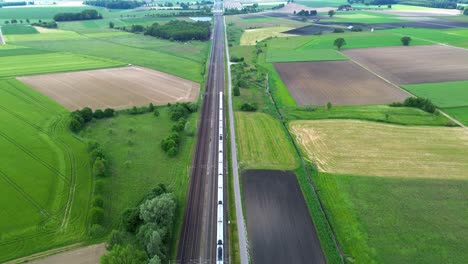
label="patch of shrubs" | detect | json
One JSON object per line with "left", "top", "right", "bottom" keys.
{"left": 230, "top": 56, "right": 245, "bottom": 62}
{"left": 69, "top": 107, "right": 114, "bottom": 132}
{"left": 333, "top": 28, "right": 345, "bottom": 33}
{"left": 102, "top": 184, "right": 176, "bottom": 264}
{"left": 233, "top": 86, "right": 240, "bottom": 96}
{"left": 145, "top": 20, "right": 211, "bottom": 41}
{"left": 390, "top": 97, "right": 436, "bottom": 113}
{"left": 168, "top": 102, "right": 198, "bottom": 121}
{"left": 350, "top": 26, "right": 363, "bottom": 32}
{"left": 161, "top": 132, "right": 181, "bottom": 157}
{"left": 240, "top": 102, "right": 257, "bottom": 112}
{"left": 295, "top": 9, "right": 318, "bottom": 16}
{"left": 87, "top": 141, "right": 110, "bottom": 236}
{"left": 31, "top": 21, "right": 57, "bottom": 28}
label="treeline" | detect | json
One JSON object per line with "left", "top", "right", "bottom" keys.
{"left": 101, "top": 184, "right": 177, "bottom": 263}
{"left": 294, "top": 9, "right": 318, "bottom": 16}
{"left": 145, "top": 20, "right": 210, "bottom": 41}
{"left": 69, "top": 107, "right": 115, "bottom": 132}
{"left": 84, "top": 0, "right": 145, "bottom": 9}
{"left": 54, "top": 9, "right": 102, "bottom": 22}
{"left": 32, "top": 21, "right": 57, "bottom": 28}
{"left": 390, "top": 97, "right": 436, "bottom": 113}
{"left": 0, "top": 1, "right": 31, "bottom": 7}
{"left": 161, "top": 102, "right": 197, "bottom": 156}
{"left": 87, "top": 141, "right": 109, "bottom": 237}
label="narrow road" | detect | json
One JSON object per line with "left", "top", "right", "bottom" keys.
{"left": 224, "top": 17, "right": 250, "bottom": 264}
{"left": 176, "top": 1, "right": 226, "bottom": 262}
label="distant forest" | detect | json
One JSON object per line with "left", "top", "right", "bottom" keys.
{"left": 145, "top": 20, "right": 211, "bottom": 41}
{"left": 53, "top": 9, "right": 102, "bottom": 21}
{"left": 84, "top": 0, "right": 146, "bottom": 9}
{"left": 348, "top": 0, "right": 459, "bottom": 9}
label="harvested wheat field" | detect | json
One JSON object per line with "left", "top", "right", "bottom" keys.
{"left": 342, "top": 45, "right": 468, "bottom": 85}
{"left": 290, "top": 120, "right": 468, "bottom": 179}
{"left": 274, "top": 61, "right": 409, "bottom": 106}
{"left": 17, "top": 66, "right": 199, "bottom": 110}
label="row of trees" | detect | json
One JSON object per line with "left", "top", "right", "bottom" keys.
{"left": 333, "top": 35, "right": 412, "bottom": 50}
{"left": 54, "top": 9, "right": 102, "bottom": 22}
{"left": 84, "top": 0, "right": 145, "bottom": 9}
{"left": 160, "top": 103, "right": 198, "bottom": 156}
{"left": 102, "top": 184, "right": 177, "bottom": 264}
{"left": 88, "top": 141, "right": 109, "bottom": 237}
{"left": 0, "top": 1, "right": 31, "bottom": 7}
{"left": 145, "top": 20, "right": 211, "bottom": 41}
{"left": 295, "top": 9, "right": 318, "bottom": 16}
{"left": 69, "top": 107, "right": 115, "bottom": 132}
{"left": 32, "top": 21, "right": 58, "bottom": 28}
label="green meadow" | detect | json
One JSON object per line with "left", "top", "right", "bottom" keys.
{"left": 0, "top": 79, "right": 92, "bottom": 262}
{"left": 403, "top": 81, "right": 468, "bottom": 108}
{"left": 1, "top": 25, "right": 38, "bottom": 35}
{"left": 443, "top": 107, "right": 468, "bottom": 126}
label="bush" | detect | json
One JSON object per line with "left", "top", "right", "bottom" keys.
{"left": 92, "top": 195, "right": 104, "bottom": 208}
{"left": 69, "top": 116, "right": 83, "bottom": 132}
{"left": 153, "top": 109, "right": 160, "bottom": 117}
{"left": 94, "top": 179, "right": 105, "bottom": 194}
{"left": 401, "top": 36, "right": 412, "bottom": 46}
{"left": 350, "top": 26, "right": 363, "bottom": 32}
{"left": 93, "top": 157, "right": 106, "bottom": 177}
{"left": 80, "top": 107, "right": 93, "bottom": 122}
{"left": 89, "top": 224, "right": 105, "bottom": 237}
{"left": 230, "top": 56, "right": 244, "bottom": 62}
{"left": 122, "top": 208, "right": 143, "bottom": 233}
{"left": 233, "top": 86, "right": 240, "bottom": 96}
{"left": 240, "top": 103, "right": 257, "bottom": 112}
{"left": 103, "top": 108, "right": 115, "bottom": 118}
{"left": 93, "top": 109, "right": 104, "bottom": 119}
{"left": 390, "top": 97, "right": 436, "bottom": 113}
{"left": 464, "top": 9, "right": 468, "bottom": 15}
{"left": 333, "top": 28, "right": 344, "bottom": 33}
{"left": 107, "top": 229, "right": 127, "bottom": 250}
{"left": 148, "top": 103, "right": 155, "bottom": 112}
{"left": 89, "top": 207, "right": 104, "bottom": 225}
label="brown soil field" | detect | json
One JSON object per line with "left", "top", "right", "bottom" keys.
{"left": 17, "top": 66, "right": 199, "bottom": 110}
{"left": 28, "top": 244, "right": 106, "bottom": 264}
{"left": 343, "top": 45, "right": 468, "bottom": 85}
{"left": 242, "top": 170, "right": 325, "bottom": 264}
{"left": 274, "top": 61, "right": 409, "bottom": 106}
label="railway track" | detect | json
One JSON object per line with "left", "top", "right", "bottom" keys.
{"left": 177, "top": 5, "right": 226, "bottom": 263}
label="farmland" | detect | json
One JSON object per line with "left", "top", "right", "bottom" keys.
{"left": 274, "top": 61, "right": 409, "bottom": 106}
{"left": 242, "top": 170, "right": 325, "bottom": 264}
{"left": 18, "top": 66, "right": 200, "bottom": 110}
{"left": 266, "top": 49, "right": 348, "bottom": 62}
{"left": 443, "top": 107, "right": 468, "bottom": 126}
{"left": 290, "top": 119, "right": 468, "bottom": 263}
{"left": 402, "top": 81, "right": 468, "bottom": 108}
{"left": 240, "top": 27, "right": 296, "bottom": 45}
{"left": 1, "top": 25, "right": 38, "bottom": 35}
{"left": 0, "top": 52, "right": 123, "bottom": 77}
{"left": 290, "top": 120, "right": 468, "bottom": 179}
{"left": 342, "top": 45, "right": 468, "bottom": 85}
{"left": 234, "top": 112, "right": 298, "bottom": 170}
{"left": 0, "top": 79, "right": 92, "bottom": 262}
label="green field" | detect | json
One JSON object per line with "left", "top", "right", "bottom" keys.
{"left": 266, "top": 49, "right": 348, "bottom": 62}
{"left": 82, "top": 109, "right": 196, "bottom": 256}
{"left": 315, "top": 173, "right": 468, "bottom": 264}
{"left": 0, "top": 79, "right": 92, "bottom": 262}
{"left": 266, "top": 31, "right": 431, "bottom": 51}
{"left": 296, "top": 0, "right": 346, "bottom": 8}
{"left": 283, "top": 105, "right": 451, "bottom": 126}
{"left": 9, "top": 30, "right": 209, "bottom": 82}
{"left": 443, "top": 107, "right": 468, "bottom": 126}
{"left": 388, "top": 28, "right": 468, "bottom": 48}
{"left": 403, "top": 81, "right": 468, "bottom": 108}
{"left": 235, "top": 112, "right": 298, "bottom": 170}
{"left": 326, "top": 11, "right": 406, "bottom": 24}
{"left": 0, "top": 46, "right": 49, "bottom": 57}
{"left": 1, "top": 25, "right": 38, "bottom": 35}
{"left": 0, "top": 52, "right": 123, "bottom": 77}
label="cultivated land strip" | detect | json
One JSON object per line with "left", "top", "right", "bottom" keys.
{"left": 224, "top": 15, "right": 249, "bottom": 264}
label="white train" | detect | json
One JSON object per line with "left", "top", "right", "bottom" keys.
{"left": 216, "top": 91, "right": 224, "bottom": 264}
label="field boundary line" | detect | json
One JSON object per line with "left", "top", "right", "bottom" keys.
{"left": 224, "top": 16, "right": 250, "bottom": 264}
{"left": 0, "top": 26, "right": 5, "bottom": 45}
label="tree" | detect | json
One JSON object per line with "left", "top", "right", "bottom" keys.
{"left": 93, "top": 195, "right": 104, "bottom": 207}
{"left": 80, "top": 107, "right": 93, "bottom": 122}
{"left": 153, "top": 109, "right": 160, "bottom": 117}
{"left": 93, "top": 109, "right": 104, "bottom": 119}
{"left": 26, "top": 19, "right": 30, "bottom": 23}
{"left": 139, "top": 193, "right": 176, "bottom": 228}
{"left": 333, "top": 38, "right": 346, "bottom": 50}
{"left": 233, "top": 86, "right": 240, "bottom": 96}
{"left": 328, "top": 9, "right": 335, "bottom": 17}
{"left": 90, "top": 207, "right": 104, "bottom": 225}
{"left": 148, "top": 103, "right": 155, "bottom": 112}
{"left": 122, "top": 208, "right": 143, "bottom": 233}
{"left": 100, "top": 244, "right": 147, "bottom": 264}
{"left": 148, "top": 255, "right": 162, "bottom": 264}
{"left": 69, "top": 117, "right": 83, "bottom": 132}
{"left": 107, "top": 230, "right": 127, "bottom": 250}
{"left": 326, "top": 102, "right": 332, "bottom": 110}
{"left": 109, "top": 21, "right": 114, "bottom": 28}
{"left": 401, "top": 36, "right": 412, "bottom": 46}
{"left": 93, "top": 157, "right": 106, "bottom": 177}
{"left": 103, "top": 108, "right": 115, "bottom": 118}
{"left": 4, "top": 21, "right": 9, "bottom": 24}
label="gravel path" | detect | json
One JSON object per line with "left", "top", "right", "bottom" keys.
{"left": 224, "top": 16, "right": 249, "bottom": 264}
{"left": 0, "top": 27, "right": 5, "bottom": 45}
